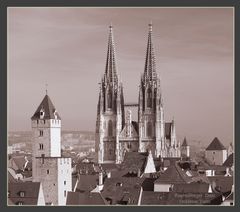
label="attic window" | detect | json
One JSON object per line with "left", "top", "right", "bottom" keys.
{"left": 116, "top": 182, "right": 123, "bottom": 187}
{"left": 40, "top": 108, "right": 45, "bottom": 119}
{"left": 19, "top": 191, "right": 25, "bottom": 197}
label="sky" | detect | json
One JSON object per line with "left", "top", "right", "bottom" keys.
{"left": 8, "top": 7, "right": 233, "bottom": 146}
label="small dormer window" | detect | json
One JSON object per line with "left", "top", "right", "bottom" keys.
{"left": 19, "top": 191, "right": 25, "bottom": 197}
{"left": 40, "top": 108, "right": 45, "bottom": 119}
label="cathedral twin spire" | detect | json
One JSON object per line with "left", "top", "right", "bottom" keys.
{"left": 143, "top": 23, "right": 157, "bottom": 82}
{"left": 105, "top": 24, "right": 118, "bottom": 86}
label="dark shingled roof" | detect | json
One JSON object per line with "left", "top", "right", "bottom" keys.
{"left": 121, "top": 152, "right": 148, "bottom": 174}
{"left": 206, "top": 137, "right": 226, "bottom": 151}
{"left": 173, "top": 182, "right": 210, "bottom": 193}
{"left": 11, "top": 156, "right": 27, "bottom": 171}
{"left": 75, "top": 174, "right": 98, "bottom": 192}
{"left": 223, "top": 153, "right": 234, "bottom": 167}
{"left": 208, "top": 176, "right": 233, "bottom": 193}
{"left": 31, "top": 95, "right": 61, "bottom": 120}
{"left": 102, "top": 176, "right": 144, "bottom": 205}
{"left": 165, "top": 123, "right": 172, "bottom": 139}
{"left": 154, "top": 162, "right": 192, "bottom": 184}
{"left": 182, "top": 137, "right": 188, "bottom": 147}
{"left": 8, "top": 182, "right": 41, "bottom": 205}
{"left": 66, "top": 191, "right": 107, "bottom": 205}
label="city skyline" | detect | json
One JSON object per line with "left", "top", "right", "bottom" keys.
{"left": 8, "top": 7, "right": 233, "bottom": 146}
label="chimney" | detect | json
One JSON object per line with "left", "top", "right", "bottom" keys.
{"left": 99, "top": 172, "right": 103, "bottom": 186}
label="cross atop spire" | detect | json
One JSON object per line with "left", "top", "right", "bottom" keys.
{"left": 105, "top": 24, "right": 118, "bottom": 84}
{"left": 143, "top": 23, "right": 157, "bottom": 81}
{"left": 45, "top": 83, "right": 48, "bottom": 95}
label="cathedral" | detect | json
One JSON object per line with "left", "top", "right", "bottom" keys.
{"left": 95, "top": 24, "right": 181, "bottom": 164}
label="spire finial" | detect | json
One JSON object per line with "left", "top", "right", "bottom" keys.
{"left": 109, "top": 22, "right": 113, "bottom": 30}
{"left": 149, "top": 21, "right": 153, "bottom": 32}
{"left": 45, "top": 83, "right": 48, "bottom": 95}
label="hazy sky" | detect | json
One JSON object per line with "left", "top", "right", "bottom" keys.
{"left": 8, "top": 7, "right": 233, "bottom": 145}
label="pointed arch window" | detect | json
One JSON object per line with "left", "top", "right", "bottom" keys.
{"left": 107, "top": 90, "right": 112, "bottom": 109}
{"left": 108, "top": 120, "right": 113, "bottom": 137}
{"left": 147, "top": 122, "right": 152, "bottom": 137}
{"left": 147, "top": 88, "right": 152, "bottom": 108}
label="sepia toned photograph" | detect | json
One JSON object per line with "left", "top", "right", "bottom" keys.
{"left": 7, "top": 7, "right": 234, "bottom": 206}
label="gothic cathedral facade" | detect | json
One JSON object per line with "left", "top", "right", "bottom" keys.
{"left": 96, "top": 24, "right": 181, "bottom": 164}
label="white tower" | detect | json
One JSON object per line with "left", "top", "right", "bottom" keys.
{"left": 31, "top": 94, "right": 72, "bottom": 205}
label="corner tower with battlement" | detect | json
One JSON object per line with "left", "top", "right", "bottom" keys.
{"left": 31, "top": 94, "right": 72, "bottom": 205}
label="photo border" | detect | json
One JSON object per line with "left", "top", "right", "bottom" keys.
{"left": 1, "top": 0, "right": 239, "bottom": 211}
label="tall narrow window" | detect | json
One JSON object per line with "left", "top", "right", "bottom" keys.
{"left": 64, "top": 181, "right": 66, "bottom": 185}
{"left": 64, "top": 190, "right": 66, "bottom": 197}
{"left": 147, "top": 88, "right": 152, "bottom": 108}
{"left": 108, "top": 120, "right": 113, "bottom": 137}
{"left": 147, "top": 122, "right": 152, "bottom": 137}
{"left": 47, "top": 169, "right": 49, "bottom": 174}
{"left": 107, "top": 90, "right": 112, "bottom": 109}
{"left": 39, "top": 130, "right": 43, "bottom": 137}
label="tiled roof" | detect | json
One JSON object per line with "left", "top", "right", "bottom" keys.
{"left": 142, "top": 177, "right": 155, "bottom": 191}
{"left": 8, "top": 171, "right": 17, "bottom": 183}
{"left": 11, "top": 156, "right": 27, "bottom": 171}
{"left": 75, "top": 174, "right": 98, "bottom": 192}
{"left": 154, "top": 162, "right": 192, "bottom": 184}
{"left": 66, "top": 191, "right": 107, "bottom": 205}
{"left": 173, "top": 182, "right": 210, "bottom": 193}
{"left": 121, "top": 152, "right": 148, "bottom": 174}
{"left": 31, "top": 95, "right": 61, "bottom": 120}
{"left": 76, "top": 162, "right": 96, "bottom": 175}
{"left": 102, "top": 176, "right": 144, "bottom": 205}
{"left": 141, "top": 191, "right": 222, "bottom": 205}
{"left": 8, "top": 182, "right": 41, "bottom": 205}
{"left": 208, "top": 176, "right": 233, "bottom": 193}
{"left": 206, "top": 137, "right": 226, "bottom": 150}
{"left": 223, "top": 153, "right": 234, "bottom": 167}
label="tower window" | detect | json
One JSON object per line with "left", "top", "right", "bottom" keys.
{"left": 39, "top": 130, "right": 43, "bottom": 137}
{"left": 147, "top": 122, "right": 152, "bottom": 137}
{"left": 108, "top": 120, "right": 113, "bottom": 137}
{"left": 64, "top": 190, "right": 66, "bottom": 197}
{"left": 64, "top": 181, "right": 66, "bottom": 185}
{"left": 47, "top": 169, "right": 49, "bottom": 174}
{"left": 147, "top": 88, "right": 152, "bottom": 108}
{"left": 39, "top": 144, "right": 43, "bottom": 150}
{"left": 107, "top": 90, "right": 112, "bottom": 108}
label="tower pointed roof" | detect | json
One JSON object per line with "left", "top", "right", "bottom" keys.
{"left": 182, "top": 137, "right": 188, "bottom": 147}
{"left": 143, "top": 23, "right": 157, "bottom": 81}
{"left": 31, "top": 95, "right": 61, "bottom": 120}
{"left": 206, "top": 137, "right": 226, "bottom": 151}
{"left": 105, "top": 24, "right": 118, "bottom": 84}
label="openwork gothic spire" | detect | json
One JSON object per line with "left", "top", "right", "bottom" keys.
{"left": 143, "top": 23, "right": 157, "bottom": 81}
{"left": 105, "top": 24, "right": 118, "bottom": 84}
